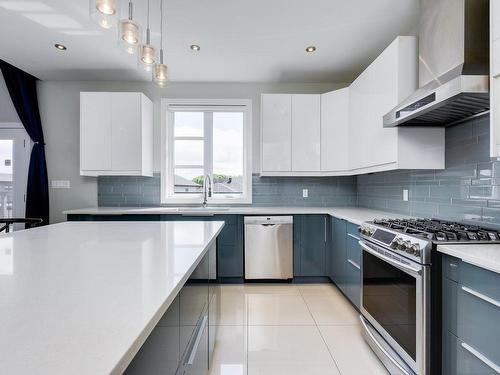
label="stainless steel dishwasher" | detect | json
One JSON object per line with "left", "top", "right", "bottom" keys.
{"left": 244, "top": 216, "right": 293, "bottom": 280}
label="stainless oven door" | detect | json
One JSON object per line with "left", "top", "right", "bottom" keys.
{"left": 359, "top": 240, "right": 429, "bottom": 375}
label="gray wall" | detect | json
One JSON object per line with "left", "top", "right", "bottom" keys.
{"left": 37, "top": 81, "right": 344, "bottom": 223}
{"left": 98, "top": 174, "right": 358, "bottom": 207}
{"left": 357, "top": 115, "right": 500, "bottom": 225}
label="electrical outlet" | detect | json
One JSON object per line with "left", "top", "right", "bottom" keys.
{"left": 302, "top": 189, "right": 309, "bottom": 198}
{"left": 403, "top": 189, "right": 409, "bottom": 201}
{"left": 51, "top": 180, "right": 71, "bottom": 189}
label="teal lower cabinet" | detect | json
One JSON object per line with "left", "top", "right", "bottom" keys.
{"left": 330, "top": 217, "right": 346, "bottom": 288}
{"left": 125, "top": 245, "right": 217, "bottom": 375}
{"left": 293, "top": 215, "right": 327, "bottom": 277}
{"left": 441, "top": 254, "right": 500, "bottom": 374}
{"left": 344, "top": 233, "right": 361, "bottom": 309}
{"left": 327, "top": 216, "right": 361, "bottom": 309}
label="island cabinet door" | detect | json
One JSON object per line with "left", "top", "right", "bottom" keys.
{"left": 124, "top": 296, "right": 181, "bottom": 375}
{"left": 179, "top": 250, "right": 210, "bottom": 375}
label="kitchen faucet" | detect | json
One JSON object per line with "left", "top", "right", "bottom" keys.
{"left": 202, "top": 174, "right": 212, "bottom": 207}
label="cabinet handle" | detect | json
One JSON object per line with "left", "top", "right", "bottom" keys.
{"left": 185, "top": 314, "right": 208, "bottom": 366}
{"left": 461, "top": 342, "right": 500, "bottom": 374}
{"left": 324, "top": 217, "right": 327, "bottom": 243}
{"left": 449, "top": 263, "right": 458, "bottom": 268}
{"left": 347, "top": 259, "right": 360, "bottom": 270}
{"left": 347, "top": 233, "right": 360, "bottom": 240}
{"left": 461, "top": 286, "right": 500, "bottom": 309}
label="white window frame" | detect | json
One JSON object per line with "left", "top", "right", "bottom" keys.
{"left": 161, "top": 98, "right": 252, "bottom": 205}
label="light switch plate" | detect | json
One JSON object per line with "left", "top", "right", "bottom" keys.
{"left": 51, "top": 180, "right": 71, "bottom": 189}
{"left": 403, "top": 189, "right": 409, "bottom": 201}
{"left": 302, "top": 189, "right": 309, "bottom": 198}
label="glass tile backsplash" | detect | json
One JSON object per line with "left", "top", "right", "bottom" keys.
{"left": 98, "top": 114, "right": 500, "bottom": 224}
{"left": 357, "top": 114, "right": 500, "bottom": 224}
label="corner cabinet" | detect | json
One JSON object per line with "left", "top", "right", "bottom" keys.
{"left": 349, "top": 36, "right": 444, "bottom": 173}
{"left": 80, "top": 92, "right": 153, "bottom": 177}
{"left": 260, "top": 36, "right": 445, "bottom": 177}
{"left": 328, "top": 217, "right": 361, "bottom": 309}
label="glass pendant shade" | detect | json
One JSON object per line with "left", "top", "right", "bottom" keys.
{"left": 90, "top": 0, "right": 118, "bottom": 29}
{"left": 118, "top": 19, "right": 141, "bottom": 54}
{"left": 153, "top": 63, "right": 168, "bottom": 87}
{"left": 139, "top": 44, "right": 156, "bottom": 70}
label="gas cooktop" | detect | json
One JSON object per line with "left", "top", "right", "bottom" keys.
{"left": 359, "top": 218, "right": 500, "bottom": 265}
{"left": 369, "top": 218, "right": 500, "bottom": 242}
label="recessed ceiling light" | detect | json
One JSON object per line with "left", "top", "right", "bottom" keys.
{"left": 190, "top": 44, "right": 201, "bottom": 51}
{"left": 54, "top": 43, "right": 67, "bottom": 51}
{"left": 305, "top": 46, "right": 316, "bottom": 53}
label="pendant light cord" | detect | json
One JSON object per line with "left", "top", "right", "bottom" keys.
{"left": 147, "top": 0, "right": 150, "bottom": 28}
{"left": 160, "top": 0, "right": 163, "bottom": 63}
{"left": 128, "top": 0, "right": 133, "bottom": 21}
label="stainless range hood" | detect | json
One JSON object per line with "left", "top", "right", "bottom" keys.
{"left": 384, "top": 0, "right": 490, "bottom": 127}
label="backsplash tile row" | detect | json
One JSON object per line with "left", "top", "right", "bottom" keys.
{"left": 357, "top": 115, "right": 500, "bottom": 225}
{"left": 98, "top": 174, "right": 358, "bottom": 207}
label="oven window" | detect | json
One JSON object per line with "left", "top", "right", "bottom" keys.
{"left": 362, "top": 250, "right": 417, "bottom": 361}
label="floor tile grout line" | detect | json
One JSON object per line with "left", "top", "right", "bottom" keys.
{"left": 298, "top": 285, "right": 344, "bottom": 375}
{"left": 246, "top": 292, "right": 249, "bottom": 375}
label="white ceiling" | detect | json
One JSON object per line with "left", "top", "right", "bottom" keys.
{"left": 0, "top": 0, "right": 419, "bottom": 82}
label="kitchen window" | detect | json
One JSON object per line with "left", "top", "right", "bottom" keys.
{"left": 161, "top": 99, "right": 252, "bottom": 204}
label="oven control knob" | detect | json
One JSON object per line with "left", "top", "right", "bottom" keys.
{"left": 390, "top": 240, "right": 398, "bottom": 249}
{"left": 396, "top": 238, "right": 406, "bottom": 250}
{"left": 411, "top": 244, "right": 421, "bottom": 256}
{"left": 402, "top": 241, "right": 412, "bottom": 252}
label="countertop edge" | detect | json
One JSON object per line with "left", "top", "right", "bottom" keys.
{"left": 437, "top": 244, "right": 500, "bottom": 274}
{"left": 111, "top": 221, "right": 225, "bottom": 374}
{"left": 63, "top": 206, "right": 407, "bottom": 226}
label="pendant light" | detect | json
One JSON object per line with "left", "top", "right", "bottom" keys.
{"left": 90, "top": 0, "right": 119, "bottom": 29}
{"left": 153, "top": 0, "right": 168, "bottom": 87}
{"left": 118, "top": 0, "right": 142, "bottom": 55}
{"left": 139, "top": 0, "right": 156, "bottom": 71}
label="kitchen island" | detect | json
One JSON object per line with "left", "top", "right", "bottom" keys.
{"left": 0, "top": 220, "right": 224, "bottom": 375}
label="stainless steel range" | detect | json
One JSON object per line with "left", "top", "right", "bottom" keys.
{"left": 358, "top": 218, "right": 500, "bottom": 375}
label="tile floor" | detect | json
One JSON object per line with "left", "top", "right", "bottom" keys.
{"left": 209, "top": 283, "right": 388, "bottom": 375}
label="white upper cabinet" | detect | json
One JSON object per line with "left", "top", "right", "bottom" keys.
{"left": 491, "top": 0, "right": 500, "bottom": 157}
{"left": 260, "top": 36, "right": 444, "bottom": 176}
{"left": 349, "top": 36, "right": 444, "bottom": 173}
{"left": 80, "top": 92, "right": 153, "bottom": 177}
{"left": 492, "top": 0, "right": 500, "bottom": 78}
{"left": 261, "top": 94, "right": 292, "bottom": 172}
{"left": 321, "top": 88, "right": 349, "bottom": 172}
{"left": 292, "top": 94, "right": 321, "bottom": 172}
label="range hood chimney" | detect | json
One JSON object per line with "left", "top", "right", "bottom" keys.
{"left": 384, "top": 0, "right": 489, "bottom": 127}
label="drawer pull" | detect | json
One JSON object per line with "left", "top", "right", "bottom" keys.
{"left": 449, "top": 263, "right": 458, "bottom": 268}
{"left": 347, "top": 233, "right": 360, "bottom": 240}
{"left": 461, "top": 342, "right": 500, "bottom": 374}
{"left": 461, "top": 286, "right": 500, "bottom": 309}
{"left": 347, "top": 259, "right": 360, "bottom": 270}
{"left": 186, "top": 314, "right": 208, "bottom": 366}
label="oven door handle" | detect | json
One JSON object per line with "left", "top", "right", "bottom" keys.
{"left": 359, "top": 241, "right": 422, "bottom": 276}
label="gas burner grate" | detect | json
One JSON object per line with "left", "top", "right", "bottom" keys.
{"left": 371, "top": 218, "right": 500, "bottom": 242}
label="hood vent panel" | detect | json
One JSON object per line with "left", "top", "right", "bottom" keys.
{"left": 384, "top": 0, "right": 490, "bottom": 128}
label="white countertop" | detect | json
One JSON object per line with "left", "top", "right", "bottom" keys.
{"left": 437, "top": 244, "right": 500, "bottom": 274}
{"left": 0, "top": 220, "right": 224, "bottom": 375}
{"left": 63, "top": 206, "right": 407, "bottom": 225}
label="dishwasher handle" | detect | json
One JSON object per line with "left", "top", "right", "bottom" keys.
{"left": 244, "top": 216, "right": 293, "bottom": 225}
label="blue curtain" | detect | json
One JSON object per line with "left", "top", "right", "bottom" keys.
{"left": 0, "top": 60, "right": 49, "bottom": 225}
